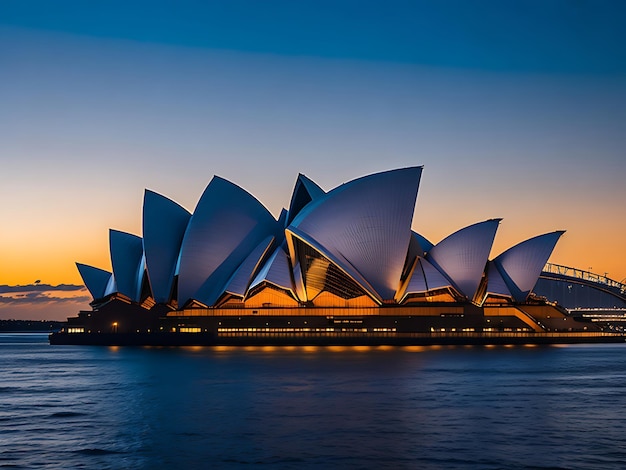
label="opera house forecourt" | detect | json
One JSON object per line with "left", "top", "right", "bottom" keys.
{"left": 50, "top": 167, "right": 626, "bottom": 345}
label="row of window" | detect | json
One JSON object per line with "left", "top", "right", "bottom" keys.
{"left": 216, "top": 327, "right": 397, "bottom": 334}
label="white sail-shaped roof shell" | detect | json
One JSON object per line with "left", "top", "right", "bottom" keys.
{"left": 248, "top": 246, "right": 296, "bottom": 295}
{"left": 485, "top": 261, "right": 513, "bottom": 298}
{"left": 404, "top": 258, "right": 428, "bottom": 294}
{"left": 413, "top": 232, "right": 434, "bottom": 255}
{"left": 286, "top": 167, "right": 422, "bottom": 301}
{"left": 142, "top": 190, "right": 191, "bottom": 304}
{"left": 400, "top": 257, "right": 455, "bottom": 302}
{"left": 76, "top": 263, "right": 112, "bottom": 301}
{"left": 109, "top": 230, "right": 144, "bottom": 302}
{"left": 222, "top": 235, "right": 275, "bottom": 297}
{"left": 421, "top": 257, "right": 453, "bottom": 291}
{"left": 286, "top": 174, "right": 325, "bottom": 226}
{"left": 275, "top": 209, "right": 288, "bottom": 244}
{"left": 494, "top": 231, "right": 565, "bottom": 302}
{"left": 426, "top": 219, "right": 500, "bottom": 299}
{"left": 402, "top": 232, "right": 434, "bottom": 281}
{"left": 177, "top": 176, "right": 278, "bottom": 307}
{"left": 104, "top": 273, "right": 117, "bottom": 297}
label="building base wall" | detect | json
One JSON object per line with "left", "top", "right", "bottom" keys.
{"left": 50, "top": 300, "right": 624, "bottom": 346}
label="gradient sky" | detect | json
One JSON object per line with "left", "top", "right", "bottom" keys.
{"left": 1, "top": 0, "right": 625, "bottom": 319}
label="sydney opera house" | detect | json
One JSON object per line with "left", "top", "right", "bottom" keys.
{"left": 50, "top": 167, "right": 626, "bottom": 345}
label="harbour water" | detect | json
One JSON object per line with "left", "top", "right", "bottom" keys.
{"left": 1, "top": 333, "right": 626, "bottom": 469}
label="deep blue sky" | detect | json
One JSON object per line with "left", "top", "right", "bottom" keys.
{"left": 4, "top": 0, "right": 626, "bottom": 73}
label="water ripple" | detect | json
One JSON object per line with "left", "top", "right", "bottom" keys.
{"left": 2, "top": 334, "right": 626, "bottom": 469}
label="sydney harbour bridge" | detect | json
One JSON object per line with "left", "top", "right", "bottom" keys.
{"left": 536, "top": 263, "right": 626, "bottom": 329}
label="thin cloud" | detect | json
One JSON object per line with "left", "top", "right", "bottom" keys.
{"left": 0, "top": 284, "right": 90, "bottom": 304}
{"left": 0, "top": 284, "right": 92, "bottom": 320}
{"left": 0, "top": 294, "right": 92, "bottom": 304}
{"left": 0, "top": 284, "right": 86, "bottom": 294}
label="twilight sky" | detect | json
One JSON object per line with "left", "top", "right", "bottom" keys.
{"left": 1, "top": 0, "right": 625, "bottom": 320}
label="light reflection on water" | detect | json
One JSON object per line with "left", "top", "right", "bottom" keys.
{"left": 1, "top": 333, "right": 626, "bottom": 469}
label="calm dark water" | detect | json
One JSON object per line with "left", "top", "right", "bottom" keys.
{"left": 1, "top": 334, "right": 626, "bottom": 469}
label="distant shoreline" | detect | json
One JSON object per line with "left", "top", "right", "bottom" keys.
{"left": 0, "top": 320, "right": 65, "bottom": 333}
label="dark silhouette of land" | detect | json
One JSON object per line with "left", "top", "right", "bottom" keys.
{"left": 0, "top": 320, "right": 65, "bottom": 332}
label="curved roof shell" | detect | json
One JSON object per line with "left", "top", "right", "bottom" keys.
{"left": 222, "top": 235, "right": 275, "bottom": 298}
{"left": 104, "top": 273, "right": 117, "bottom": 297}
{"left": 400, "top": 257, "right": 454, "bottom": 300}
{"left": 275, "top": 209, "right": 288, "bottom": 244}
{"left": 426, "top": 219, "right": 500, "bottom": 300}
{"left": 421, "top": 257, "right": 453, "bottom": 291}
{"left": 401, "top": 232, "right": 434, "bottom": 283}
{"left": 286, "top": 167, "right": 422, "bottom": 301}
{"left": 177, "top": 176, "right": 278, "bottom": 307}
{"left": 248, "top": 246, "right": 296, "bottom": 296}
{"left": 76, "top": 263, "right": 112, "bottom": 301}
{"left": 286, "top": 173, "right": 325, "bottom": 226}
{"left": 404, "top": 258, "right": 428, "bottom": 294}
{"left": 109, "top": 229, "right": 144, "bottom": 302}
{"left": 142, "top": 190, "right": 191, "bottom": 304}
{"left": 485, "top": 261, "right": 513, "bottom": 298}
{"left": 413, "top": 232, "right": 434, "bottom": 255}
{"left": 493, "top": 231, "right": 565, "bottom": 302}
